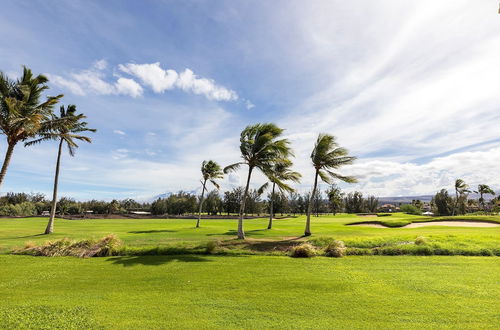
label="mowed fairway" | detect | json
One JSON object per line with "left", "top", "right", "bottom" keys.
{"left": 1, "top": 214, "right": 499, "bottom": 253}
{"left": 1, "top": 214, "right": 499, "bottom": 329}
{"left": 1, "top": 255, "right": 499, "bottom": 329}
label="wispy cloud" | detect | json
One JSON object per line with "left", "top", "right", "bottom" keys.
{"left": 48, "top": 60, "right": 143, "bottom": 98}
{"left": 113, "top": 130, "right": 126, "bottom": 135}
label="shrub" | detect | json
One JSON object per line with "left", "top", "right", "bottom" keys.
{"left": 324, "top": 240, "right": 346, "bottom": 258}
{"left": 205, "top": 240, "right": 221, "bottom": 254}
{"left": 400, "top": 204, "right": 422, "bottom": 215}
{"left": 415, "top": 236, "right": 428, "bottom": 245}
{"left": 290, "top": 243, "right": 316, "bottom": 258}
{"left": 308, "top": 236, "right": 335, "bottom": 248}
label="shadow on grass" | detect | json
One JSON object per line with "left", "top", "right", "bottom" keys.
{"left": 207, "top": 229, "right": 267, "bottom": 237}
{"left": 128, "top": 230, "right": 177, "bottom": 234}
{"left": 106, "top": 255, "right": 211, "bottom": 267}
{"left": 16, "top": 233, "right": 47, "bottom": 239}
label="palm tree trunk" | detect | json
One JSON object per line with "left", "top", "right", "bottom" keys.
{"left": 196, "top": 179, "right": 207, "bottom": 228}
{"left": 0, "top": 142, "right": 16, "bottom": 189}
{"left": 45, "top": 139, "right": 63, "bottom": 234}
{"left": 452, "top": 189, "right": 458, "bottom": 216}
{"left": 267, "top": 182, "right": 276, "bottom": 229}
{"left": 305, "top": 169, "right": 319, "bottom": 236}
{"left": 238, "top": 166, "right": 253, "bottom": 239}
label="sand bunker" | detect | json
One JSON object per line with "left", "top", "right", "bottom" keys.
{"left": 350, "top": 221, "right": 499, "bottom": 228}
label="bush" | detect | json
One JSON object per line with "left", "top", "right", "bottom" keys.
{"left": 324, "top": 240, "right": 346, "bottom": 258}
{"left": 289, "top": 243, "right": 316, "bottom": 258}
{"left": 400, "top": 204, "right": 422, "bottom": 215}
{"left": 415, "top": 236, "right": 427, "bottom": 245}
{"left": 13, "top": 234, "right": 122, "bottom": 258}
{"left": 205, "top": 240, "right": 222, "bottom": 254}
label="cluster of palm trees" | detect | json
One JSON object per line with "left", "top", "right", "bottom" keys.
{"left": 196, "top": 123, "right": 357, "bottom": 239}
{"left": 0, "top": 67, "right": 95, "bottom": 234}
{"left": 452, "top": 179, "right": 495, "bottom": 214}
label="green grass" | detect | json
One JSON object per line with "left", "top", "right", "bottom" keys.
{"left": 1, "top": 255, "right": 498, "bottom": 329}
{"left": 2, "top": 214, "right": 499, "bottom": 328}
{"left": 1, "top": 214, "right": 499, "bottom": 256}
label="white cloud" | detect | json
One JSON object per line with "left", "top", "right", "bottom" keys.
{"left": 49, "top": 61, "right": 143, "bottom": 98}
{"left": 115, "top": 77, "right": 143, "bottom": 98}
{"left": 118, "top": 62, "right": 178, "bottom": 93}
{"left": 119, "top": 62, "right": 238, "bottom": 101}
{"left": 113, "top": 130, "right": 126, "bottom": 135}
{"left": 93, "top": 59, "right": 108, "bottom": 70}
{"left": 245, "top": 100, "right": 255, "bottom": 109}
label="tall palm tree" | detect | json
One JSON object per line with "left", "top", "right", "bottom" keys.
{"left": 452, "top": 179, "right": 469, "bottom": 216}
{"left": 26, "top": 105, "right": 95, "bottom": 234}
{"left": 0, "top": 67, "right": 63, "bottom": 188}
{"left": 305, "top": 134, "right": 356, "bottom": 236}
{"left": 262, "top": 159, "right": 301, "bottom": 229}
{"left": 196, "top": 160, "right": 223, "bottom": 228}
{"left": 477, "top": 184, "right": 495, "bottom": 211}
{"left": 224, "top": 123, "right": 292, "bottom": 239}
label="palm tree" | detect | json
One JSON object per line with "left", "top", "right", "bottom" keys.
{"left": 262, "top": 160, "right": 301, "bottom": 229}
{"left": 452, "top": 179, "right": 469, "bottom": 216}
{"left": 196, "top": 160, "right": 223, "bottom": 228}
{"left": 0, "top": 67, "right": 63, "bottom": 188}
{"left": 26, "top": 105, "right": 95, "bottom": 234}
{"left": 224, "top": 123, "right": 292, "bottom": 239}
{"left": 305, "top": 134, "right": 356, "bottom": 236}
{"left": 477, "top": 184, "right": 495, "bottom": 212}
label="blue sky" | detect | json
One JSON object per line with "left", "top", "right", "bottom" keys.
{"left": 1, "top": 0, "right": 499, "bottom": 200}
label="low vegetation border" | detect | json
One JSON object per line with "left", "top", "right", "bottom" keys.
{"left": 12, "top": 233, "right": 500, "bottom": 258}
{"left": 346, "top": 215, "right": 500, "bottom": 228}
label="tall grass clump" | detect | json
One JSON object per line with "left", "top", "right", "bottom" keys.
{"left": 290, "top": 243, "right": 317, "bottom": 258}
{"left": 324, "top": 240, "right": 346, "bottom": 258}
{"left": 415, "top": 236, "right": 428, "bottom": 245}
{"left": 13, "top": 234, "right": 122, "bottom": 258}
{"left": 205, "top": 240, "right": 222, "bottom": 254}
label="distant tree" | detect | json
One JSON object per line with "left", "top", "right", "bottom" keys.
{"left": 364, "top": 195, "right": 379, "bottom": 213}
{"left": 0, "top": 67, "right": 63, "bottom": 188}
{"left": 261, "top": 160, "right": 301, "bottom": 229}
{"left": 288, "top": 192, "right": 301, "bottom": 215}
{"left": 477, "top": 184, "right": 495, "bottom": 212}
{"left": 452, "top": 179, "right": 469, "bottom": 216}
{"left": 203, "top": 190, "right": 222, "bottom": 215}
{"left": 196, "top": 160, "right": 223, "bottom": 227}
{"left": 344, "top": 191, "right": 364, "bottom": 213}
{"left": 26, "top": 105, "right": 95, "bottom": 234}
{"left": 432, "top": 189, "right": 453, "bottom": 216}
{"left": 304, "top": 134, "right": 356, "bottom": 236}
{"left": 326, "top": 185, "right": 344, "bottom": 215}
{"left": 224, "top": 123, "right": 292, "bottom": 239}
{"left": 223, "top": 187, "right": 244, "bottom": 215}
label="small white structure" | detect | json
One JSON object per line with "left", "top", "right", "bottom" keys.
{"left": 423, "top": 211, "right": 434, "bottom": 216}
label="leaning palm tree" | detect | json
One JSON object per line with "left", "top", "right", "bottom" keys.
{"left": 262, "top": 159, "right": 301, "bottom": 229}
{"left": 196, "top": 160, "right": 223, "bottom": 228}
{"left": 452, "top": 179, "right": 469, "bottom": 216}
{"left": 26, "top": 105, "right": 95, "bottom": 234}
{"left": 0, "top": 67, "right": 63, "bottom": 188}
{"left": 477, "top": 184, "right": 495, "bottom": 212}
{"left": 305, "top": 134, "right": 356, "bottom": 236}
{"left": 224, "top": 123, "right": 292, "bottom": 239}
